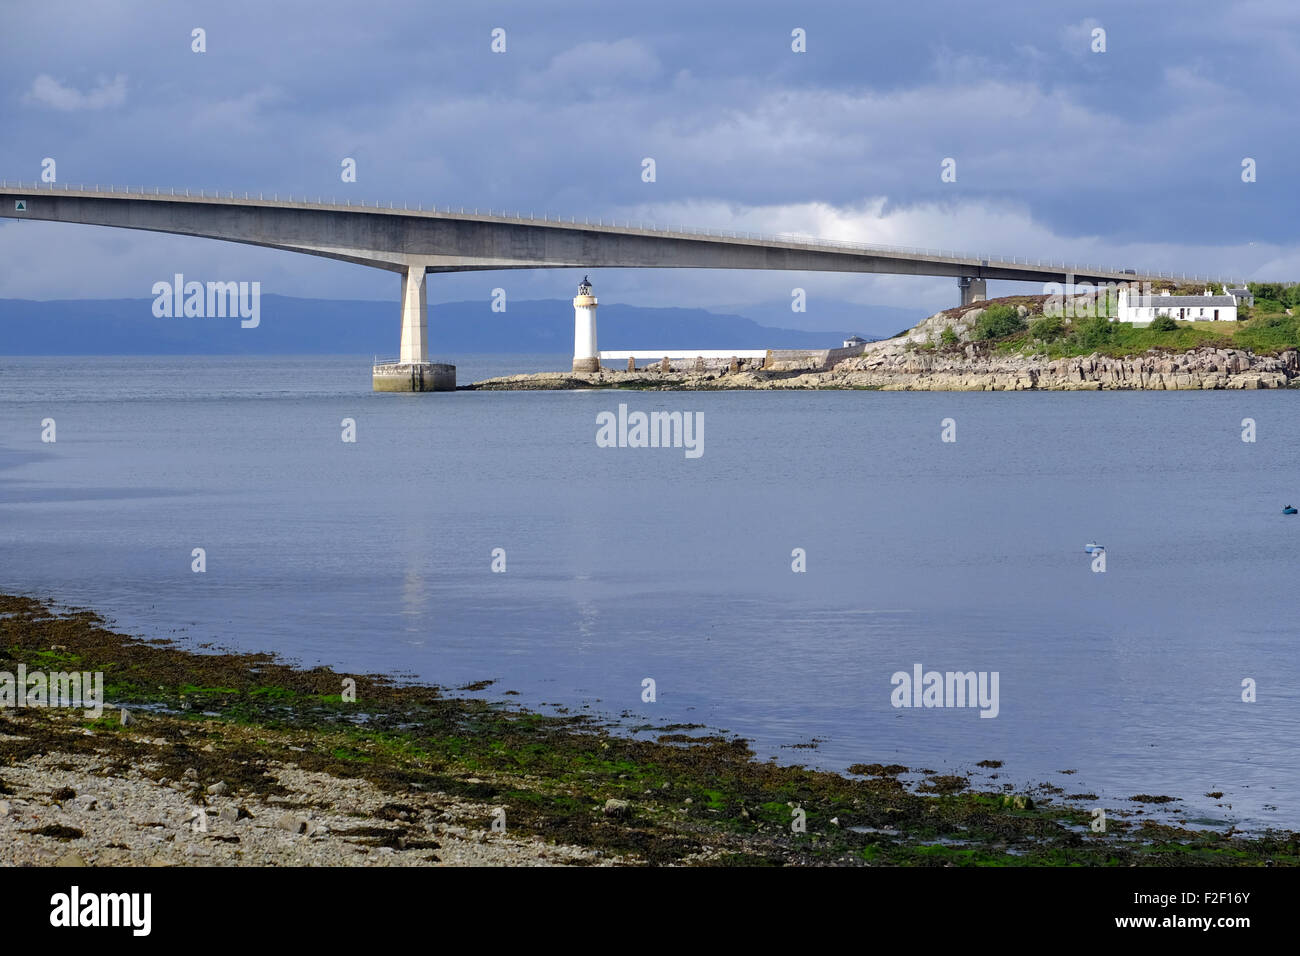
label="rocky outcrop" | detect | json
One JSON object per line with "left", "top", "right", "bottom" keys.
{"left": 807, "top": 341, "right": 1297, "bottom": 391}
{"left": 471, "top": 345, "right": 1298, "bottom": 391}
{"left": 470, "top": 300, "right": 1299, "bottom": 392}
{"left": 816, "top": 299, "right": 1299, "bottom": 390}
{"left": 825, "top": 337, "right": 1300, "bottom": 391}
{"left": 890, "top": 300, "right": 1033, "bottom": 347}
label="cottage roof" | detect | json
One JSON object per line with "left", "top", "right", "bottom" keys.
{"left": 1132, "top": 295, "right": 1237, "bottom": 307}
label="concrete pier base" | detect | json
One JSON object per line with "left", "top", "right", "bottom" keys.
{"left": 371, "top": 263, "right": 456, "bottom": 391}
{"left": 373, "top": 362, "right": 456, "bottom": 392}
{"left": 572, "top": 357, "right": 601, "bottom": 372}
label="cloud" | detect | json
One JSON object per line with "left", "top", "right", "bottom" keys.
{"left": 1162, "top": 65, "right": 1227, "bottom": 97}
{"left": 522, "top": 39, "right": 662, "bottom": 96}
{"left": 184, "top": 87, "right": 286, "bottom": 134}
{"left": 23, "top": 73, "right": 127, "bottom": 111}
{"left": 1, "top": 0, "right": 1295, "bottom": 314}
{"left": 1060, "top": 18, "right": 1104, "bottom": 57}
{"left": 590, "top": 196, "right": 1287, "bottom": 307}
{"left": 0, "top": 220, "right": 386, "bottom": 301}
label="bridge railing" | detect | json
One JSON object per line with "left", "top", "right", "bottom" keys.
{"left": 0, "top": 179, "right": 1247, "bottom": 285}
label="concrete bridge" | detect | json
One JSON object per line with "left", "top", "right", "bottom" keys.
{"left": 1, "top": 181, "right": 1244, "bottom": 389}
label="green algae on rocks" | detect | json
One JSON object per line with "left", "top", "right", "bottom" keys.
{"left": 1, "top": 594, "right": 1296, "bottom": 867}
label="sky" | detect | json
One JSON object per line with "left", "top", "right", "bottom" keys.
{"left": 2, "top": 0, "right": 1298, "bottom": 330}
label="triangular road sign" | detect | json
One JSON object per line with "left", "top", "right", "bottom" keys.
{"left": 14, "top": 200, "right": 26, "bottom": 211}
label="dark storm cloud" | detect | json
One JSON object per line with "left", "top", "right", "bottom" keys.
{"left": 1, "top": 0, "right": 1297, "bottom": 312}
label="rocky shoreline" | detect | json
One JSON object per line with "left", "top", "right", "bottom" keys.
{"left": 2, "top": 594, "right": 1295, "bottom": 867}
{"left": 832, "top": 343, "right": 1299, "bottom": 391}
{"left": 468, "top": 344, "right": 1299, "bottom": 392}
{"left": 469, "top": 347, "right": 1299, "bottom": 392}
{"left": 467, "top": 300, "right": 1300, "bottom": 392}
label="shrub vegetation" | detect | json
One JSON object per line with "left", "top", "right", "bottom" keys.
{"left": 973, "top": 304, "right": 1025, "bottom": 341}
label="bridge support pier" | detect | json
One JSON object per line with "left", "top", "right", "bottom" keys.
{"left": 398, "top": 264, "right": 428, "bottom": 364}
{"left": 373, "top": 263, "right": 456, "bottom": 392}
{"left": 959, "top": 276, "right": 987, "bottom": 306}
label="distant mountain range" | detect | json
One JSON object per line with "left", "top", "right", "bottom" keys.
{"left": 0, "top": 295, "right": 902, "bottom": 355}
{"left": 715, "top": 299, "right": 924, "bottom": 339}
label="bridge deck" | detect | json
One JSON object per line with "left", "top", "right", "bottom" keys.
{"left": 0, "top": 180, "right": 1244, "bottom": 286}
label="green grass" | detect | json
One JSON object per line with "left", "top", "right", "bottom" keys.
{"left": 982, "top": 310, "right": 1300, "bottom": 360}
{"left": 1236, "top": 313, "right": 1300, "bottom": 352}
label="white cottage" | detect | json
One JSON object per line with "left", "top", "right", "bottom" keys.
{"left": 1225, "top": 285, "right": 1254, "bottom": 307}
{"left": 1115, "top": 287, "right": 1237, "bottom": 326}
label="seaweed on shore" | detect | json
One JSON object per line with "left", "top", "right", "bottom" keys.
{"left": 1, "top": 593, "right": 1296, "bottom": 867}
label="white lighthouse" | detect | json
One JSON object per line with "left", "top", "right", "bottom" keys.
{"left": 572, "top": 275, "right": 599, "bottom": 372}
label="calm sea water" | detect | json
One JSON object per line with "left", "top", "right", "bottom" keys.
{"left": 2, "top": 355, "right": 1297, "bottom": 831}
